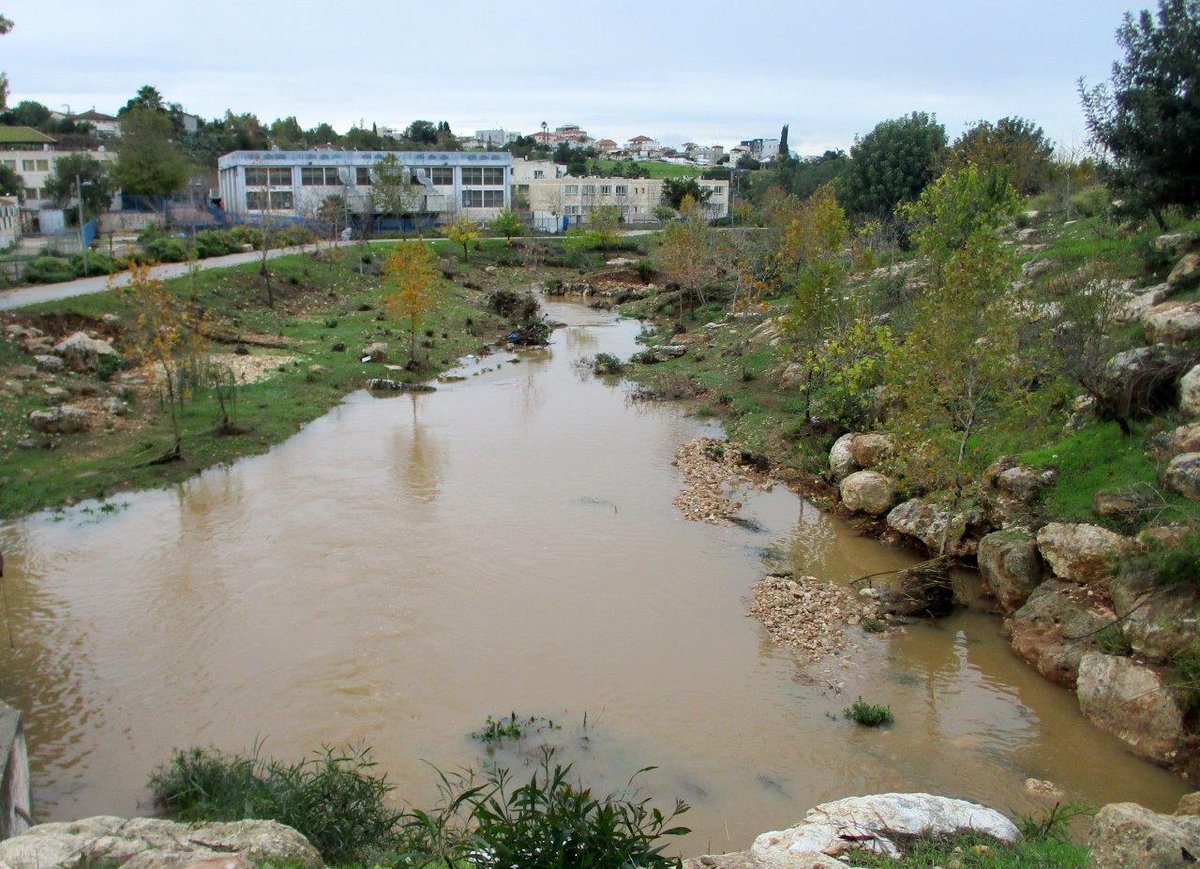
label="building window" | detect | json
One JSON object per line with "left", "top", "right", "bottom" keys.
{"left": 615, "top": 185, "right": 627, "bottom": 195}
{"left": 301, "top": 166, "right": 342, "bottom": 186}
{"left": 1, "top": 160, "right": 13, "bottom": 170}
{"left": 246, "top": 191, "right": 266, "bottom": 209}
{"left": 582, "top": 184, "right": 595, "bottom": 195}
{"left": 600, "top": 185, "right": 611, "bottom": 195}
{"left": 245, "top": 167, "right": 293, "bottom": 187}
{"left": 21, "top": 160, "right": 35, "bottom": 172}
{"left": 461, "top": 167, "right": 504, "bottom": 185}
{"left": 533, "top": 170, "right": 544, "bottom": 179}
{"left": 483, "top": 189, "right": 504, "bottom": 207}
{"left": 356, "top": 167, "right": 372, "bottom": 186}
{"left": 564, "top": 184, "right": 578, "bottom": 195}
{"left": 564, "top": 205, "right": 581, "bottom": 215}
{"left": 462, "top": 190, "right": 483, "bottom": 207}
{"left": 429, "top": 167, "right": 453, "bottom": 185}
{"left": 36, "top": 159, "right": 49, "bottom": 172}
{"left": 271, "top": 190, "right": 293, "bottom": 209}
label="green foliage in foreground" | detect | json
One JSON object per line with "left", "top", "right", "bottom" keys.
{"left": 852, "top": 831, "right": 1088, "bottom": 868}
{"left": 149, "top": 742, "right": 689, "bottom": 868}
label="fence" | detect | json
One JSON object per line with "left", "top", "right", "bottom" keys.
{"left": 0, "top": 700, "right": 32, "bottom": 840}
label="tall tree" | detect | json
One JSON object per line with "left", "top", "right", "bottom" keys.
{"left": 949, "top": 117, "right": 1055, "bottom": 196}
{"left": 838, "top": 111, "right": 947, "bottom": 220}
{"left": 370, "top": 154, "right": 420, "bottom": 218}
{"left": 43, "top": 154, "right": 115, "bottom": 219}
{"left": 654, "top": 195, "right": 722, "bottom": 310}
{"left": 0, "top": 14, "right": 12, "bottom": 110}
{"left": 778, "top": 123, "right": 790, "bottom": 162}
{"left": 112, "top": 108, "right": 190, "bottom": 198}
{"left": 0, "top": 162, "right": 21, "bottom": 201}
{"left": 118, "top": 84, "right": 166, "bottom": 116}
{"left": 1080, "top": 0, "right": 1200, "bottom": 226}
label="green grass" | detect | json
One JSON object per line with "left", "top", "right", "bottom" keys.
{"left": 1021, "top": 421, "right": 1200, "bottom": 527}
{"left": 852, "top": 832, "right": 1087, "bottom": 868}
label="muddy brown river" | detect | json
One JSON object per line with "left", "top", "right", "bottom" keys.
{"left": 0, "top": 298, "right": 1188, "bottom": 854}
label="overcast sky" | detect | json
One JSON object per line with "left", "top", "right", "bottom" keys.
{"left": 2, "top": 0, "right": 1144, "bottom": 154}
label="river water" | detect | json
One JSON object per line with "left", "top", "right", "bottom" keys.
{"left": 0, "top": 298, "right": 1188, "bottom": 853}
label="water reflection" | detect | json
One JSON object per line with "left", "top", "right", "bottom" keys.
{"left": 389, "top": 395, "right": 443, "bottom": 504}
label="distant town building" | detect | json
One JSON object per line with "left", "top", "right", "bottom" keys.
{"left": 475, "top": 128, "right": 520, "bottom": 147}
{"left": 739, "top": 138, "right": 780, "bottom": 162}
{"left": 519, "top": 174, "right": 728, "bottom": 232}
{"left": 511, "top": 158, "right": 566, "bottom": 182}
{"left": 216, "top": 150, "right": 512, "bottom": 223}
{"left": 595, "top": 139, "right": 618, "bottom": 154}
{"left": 625, "top": 135, "right": 662, "bottom": 157}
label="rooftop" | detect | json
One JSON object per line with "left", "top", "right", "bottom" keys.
{"left": 0, "top": 126, "right": 56, "bottom": 145}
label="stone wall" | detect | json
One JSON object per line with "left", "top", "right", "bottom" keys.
{"left": 0, "top": 700, "right": 32, "bottom": 840}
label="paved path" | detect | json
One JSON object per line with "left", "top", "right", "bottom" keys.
{"left": 0, "top": 243, "right": 354, "bottom": 311}
{"left": 0, "top": 230, "right": 662, "bottom": 312}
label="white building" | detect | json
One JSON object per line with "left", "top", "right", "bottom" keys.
{"left": 510, "top": 158, "right": 566, "bottom": 183}
{"left": 0, "top": 196, "right": 20, "bottom": 247}
{"left": 475, "top": 128, "right": 519, "bottom": 147}
{"left": 0, "top": 126, "right": 117, "bottom": 210}
{"left": 216, "top": 150, "right": 512, "bottom": 223}
{"left": 522, "top": 175, "right": 729, "bottom": 232}
{"left": 739, "top": 138, "right": 780, "bottom": 162}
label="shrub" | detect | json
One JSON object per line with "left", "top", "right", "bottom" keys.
{"left": 69, "top": 250, "right": 121, "bottom": 276}
{"left": 843, "top": 697, "right": 894, "bottom": 727}
{"left": 1154, "top": 529, "right": 1200, "bottom": 587}
{"left": 24, "top": 255, "right": 76, "bottom": 283}
{"left": 195, "top": 229, "right": 241, "bottom": 259}
{"left": 144, "top": 236, "right": 188, "bottom": 263}
{"left": 592, "top": 353, "right": 625, "bottom": 376}
{"left": 1070, "top": 185, "right": 1110, "bottom": 218}
{"left": 149, "top": 745, "right": 400, "bottom": 865}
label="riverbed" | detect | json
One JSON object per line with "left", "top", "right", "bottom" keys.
{"left": 0, "top": 297, "right": 1187, "bottom": 853}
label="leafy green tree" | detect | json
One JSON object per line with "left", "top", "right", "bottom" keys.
{"left": 369, "top": 154, "right": 418, "bottom": 218}
{"left": 307, "top": 122, "right": 338, "bottom": 147}
{"left": 119, "top": 84, "right": 166, "bottom": 116}
{"left": 0, "top": 99, "right": 50, "bottom": 128}
{"left": 0, "top": 14, "right": 11, "bottom": 110}
{"left": 901, "top": 163, "right": 1020, "bottom": 282}
{"left": 654, "top": 196, "right": 722, "bottom": 310}
{"left": 44, "top": 154, "right": 115, "bottom": 219}
{"left": 445, "top": 215, "right": 480, "bottom": 260}
{"left": 949, "top": 117, "right": 1054, "bottom": 196}
{"left": 491, "top": 208, "right": 524, "bottom": 244}
{"left": 0, "top": 162, "right": 21, "bottom": 201}
{"left": 662, "top": 178, "right": 713, "bottom": 210}
{"left": 838, "top": 111, "right": 947, "bottom": 220}
{"left": 404, "top": 120, "right": 438, "bottom": 145}
{"left": 1080, "top": 0, "right": 1200, "bottom": 227}
{"left": 269, "top": 116, "right": 306, "bottom": 149}
{"left": 112, "top": 108, "right": 190, "bottom": 197}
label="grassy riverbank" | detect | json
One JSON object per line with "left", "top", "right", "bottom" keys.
{"left": 0, "top": 237, "right": 642, "bottom": 521}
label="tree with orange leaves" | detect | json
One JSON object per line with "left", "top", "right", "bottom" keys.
{"left": 382, "top": 243, "right": 441, "bottom": 367}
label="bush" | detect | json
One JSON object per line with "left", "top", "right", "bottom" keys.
{"left": 843, "top": 697, "right": 894, "bottom": 727}
{"left": 195, "top": 229, "right": 242, "bottom": 259}
{"left": 592, "top": 353, "right": 625, "bottom": 375}
{"left": 70, "top": 251, "right": 120, "bottom": 276}
{"left": 144, "top": 236, "right": 188, "bottom": 263}
{"left": 149, "top": 745, "right": 399, "bottom": 865}
{"left": 23, "top": 255, "right": 76, "bottom": 284}
{"left": 1070, "top": 184, "right": 1110, "bottom": 218}
{"left": 1154, "top": 529, "right": 1200, "bottom": 587}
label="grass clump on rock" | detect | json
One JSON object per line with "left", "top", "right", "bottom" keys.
{"left": 844, "top": 697, "right": 895, "bottom": 727}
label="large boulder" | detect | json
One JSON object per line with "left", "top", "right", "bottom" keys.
{"left": 1167, "top": 251, "right": 1200, "bottom": 291}
{"left": 1006, "top": 580, "right": 1115, "bottom": 687}
{"left": 1165, "top": 453, "right": 1200, "bottom": 500}
{"left": 1035, "top": 522, "right": 1139, "bottom": 585}
{"left": 51, "top": 332, "right": 118, "bottom": 373}
{"left": 0, "top": 817, "right": 322, "bottom": 869}
{"left": 751, "top": 793, "right": 1019, "bottom": 862}
{"left": 849, "top": 433, "right": 894, "bottom": 470}
{"left": 1122, "top": 582, "right": 1200, "bottom": 662}
{"left": 1100, "top": 345, "right": 1194, "bottom": 414}
{"left": 1155, "top": 422, "right": 1200, "bottom": 463}
{"left": 27, "top": 405, "right": 89, "bottom": 434}
{"left": 1144, "top": 301, "right": 1200, "bottom": 344}
{"left": 1077, "top": 652, "right": 1187, "bottom": 764}
{"left": 1182, "top": 364, "right": 1200, "bottom": 417}
{"left": 828, "top": 433, "right": 859, "bottom": 482}
{"left": 886, "top": 498, "right": 969, "bottom": 556}
{"left": 977, "top": 529, "right": 1043, "bottom": 611}
{"left": 839, "top": 470, "right": 895, "bottom": 516}
{"left": 1090, "top": 802, "right": 1200, "bottom": 868}
{"left": 362, "top": 342, "right": 388, "bottom": 363}
{"left": 1156, "top": 230, "right": 1198, "bottom": 256}
{"left": 1116, "top": 282, "right": 1176, "bottom": 325}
